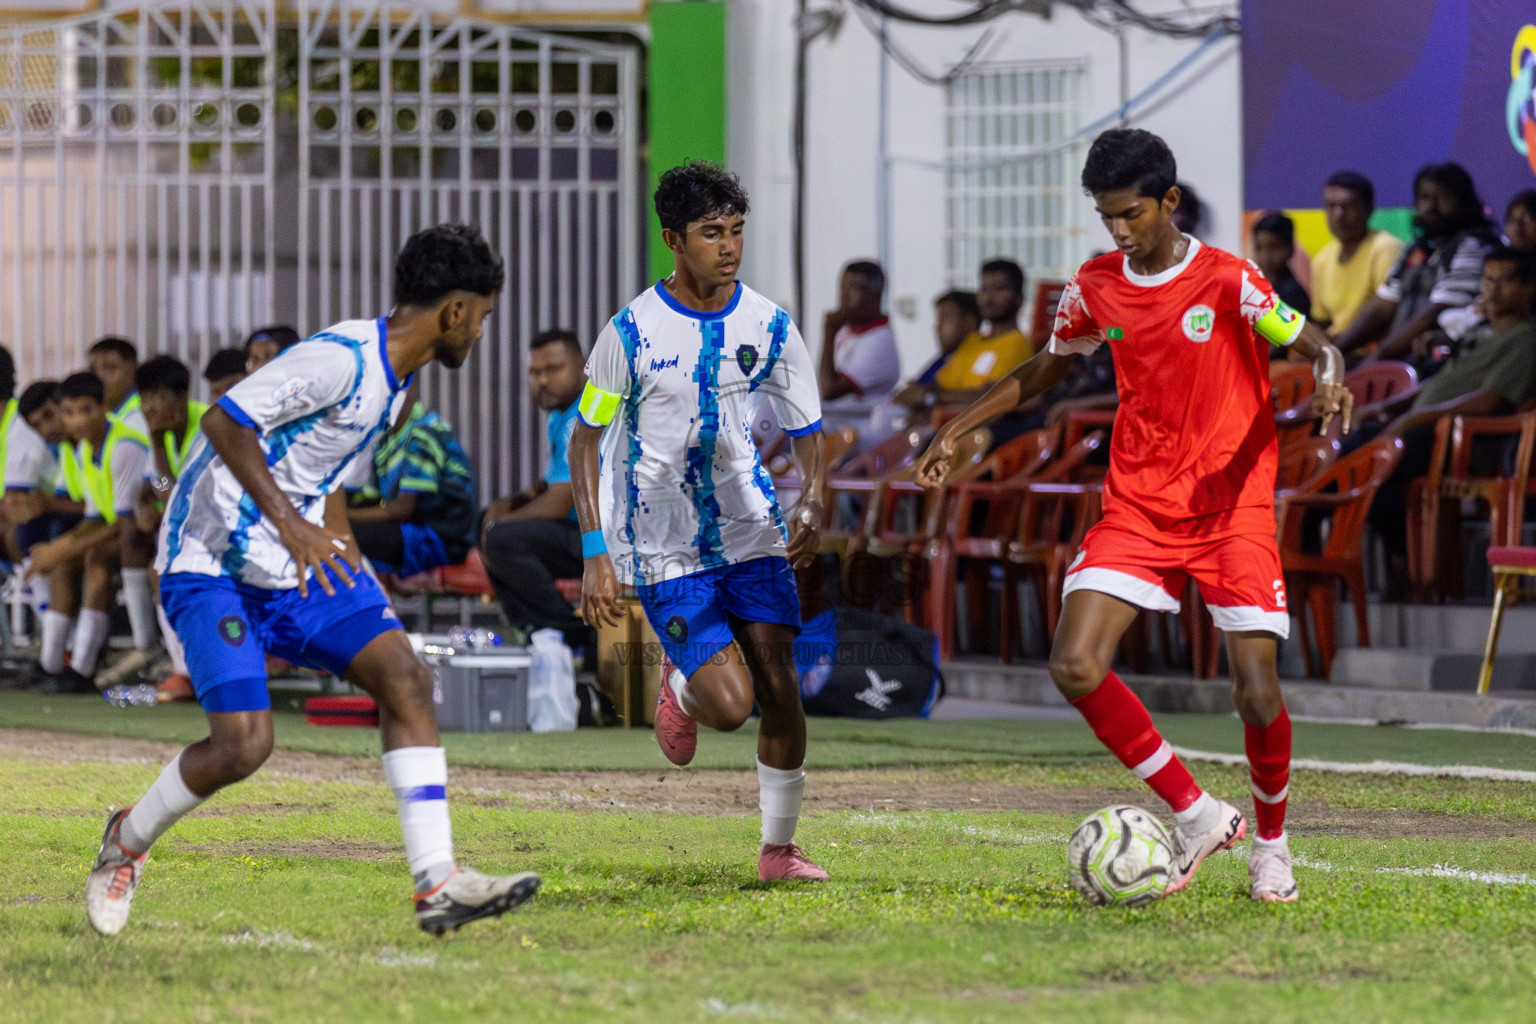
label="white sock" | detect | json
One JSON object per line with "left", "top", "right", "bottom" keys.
{"left": 666, "top": 664, "right": 689, "bottom": 702}
{"left": 26, "top": 571, "right": 49, "bottom": 618}
{"left": 1252, "top": 832, "right": 1288, "bottom": 847}
{"left": 1174, "top": 791, "right": 1219, "bottom": 830}
{"left": 40, "top": 609, "right": 72, "bottom": 674}
{"left": 757, "top": 759, "right": 806, "bottom": 847}
{"left": 382, "top": 746, "right": 456, "bottom": 892}
{"left": 119, "top": 752, "right": 206, "bottom": 854}
{"left": 157, "top": 603, "right": 188, "bottom": 676}
{"left": 121, "top": 569, "right": 159, "bottom": 652}
{"left": 72, "top": 608, "right": 112, "bottom": 677}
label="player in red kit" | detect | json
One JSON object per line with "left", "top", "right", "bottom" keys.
{"left": 916, "top": 129, "right": 1352, "bottom": 904}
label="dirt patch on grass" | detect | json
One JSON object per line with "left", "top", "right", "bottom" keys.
{"left": 3, "top": 726, "right": 1534, "bottom": 842}
{"left": 179, "top": 839, "right": 398, "bottom": 859}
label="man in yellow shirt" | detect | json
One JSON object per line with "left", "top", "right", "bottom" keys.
{"left": 1310, "top": 171, "right": 1403, "bottom": 334}
{"left": 930, "top": 258, "right": 1033, "bottom": 402}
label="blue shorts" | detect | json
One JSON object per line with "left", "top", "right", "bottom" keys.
{"left": 370, "top": 522, "right": 450, "bottom": 578}
{"left": 637, "top": 556, "right": 802, "bottom": 679}
{"left": 159, "top": 570, "right": 403, "bottom": 714}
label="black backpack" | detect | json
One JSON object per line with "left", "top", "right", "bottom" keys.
{"left": 797, "top": 607, "right": 944, "bottom": 719}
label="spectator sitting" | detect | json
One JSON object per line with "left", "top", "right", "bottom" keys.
{"left": 1252, "top": 211, "right": 1312, "bottom": 317}
{"left": 479, "top": 328, "right": 591, "bottom": 653}
{"left": 927, "top": 258, "right": 1033, "bottom": 404}
{"left": 203, "top": 348, "right": 248, "bottom": 399}
{"left": 1337, "top": 162, "right": 1499, "bottom": 373}
{"left": 347, "top": 393, "right": 477, "bottom": 580}
{"left": 131, "top": 355, "right": 207, "bottom": 703}
{"left": 1310, "top": 171, "right": 1404, "bottom": 334}
{"left": 819, "top": 260, "right": 901, "bottom": 408}
{"left": 24, "top": 372, "right": 153, "bottom": 693}
{"left": 1353, "top": 247, "right": 1536, "bottom": 590}
{"left": 88, "top": 336, "right": 147, "bottom": 434}
{"left": 1506, "top": 190, "right": 1536, "bottom": 253}
{"left": 893, "top": 289, "right": 979, "bottom": 410}
{"left": 243, "top": 324, "right": 301, "bottom": 373}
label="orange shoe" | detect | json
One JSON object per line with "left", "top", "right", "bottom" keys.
{"left": 654, "top": 656, "right": 697, "bottom": 766}
{"left": 155, "top": 674, "right": 194, "bottom": 704}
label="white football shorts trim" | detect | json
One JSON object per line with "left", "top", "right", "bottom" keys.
{"left": 1206, "top": 604, "right": 1291, "bottom": 640}
{"left": 1062, "top": 566, "right": 1181, "bottom": 613}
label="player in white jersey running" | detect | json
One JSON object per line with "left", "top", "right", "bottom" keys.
{"left": 572, "top": 162, "right": 832, "bottom": 882}
{"left": 85, "top": 225, "right": 540, "bottom": 937}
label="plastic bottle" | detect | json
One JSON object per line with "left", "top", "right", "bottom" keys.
{"left": 446, "top": 626, "right": 503, "bottom": 651}
{"left": 103, "top": 683, "right": 159, "bottom": 708}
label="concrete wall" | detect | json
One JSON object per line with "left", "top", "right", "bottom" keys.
{"left": 726, "top": 0, "right": 1241, "bottom": 378}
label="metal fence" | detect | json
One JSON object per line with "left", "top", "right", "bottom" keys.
{"left": 0, "top": 0, "right": 640, "bottom": 501}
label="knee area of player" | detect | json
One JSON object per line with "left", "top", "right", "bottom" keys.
{"left": 1048, "top": 651, "right": 1107, "bottom": 697}
{"left": 209, "top": 726, "right": 274, "bottom": 780}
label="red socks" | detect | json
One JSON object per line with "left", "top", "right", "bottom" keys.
{"left": 1244, "top": 706, "right": 1291, "bottom": 840}
{"left": 1070, "top": 671, "right": 1202, "bottom": 813}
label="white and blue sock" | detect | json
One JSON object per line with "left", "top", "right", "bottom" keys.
{"left": 757, "top": 759, "right": 805, "bottom": 847}
{"left": 119, "top": 752, "right": 207, "bottom": 854}
{"left": 382, "top": 746, "right": 456, "bottom": 893}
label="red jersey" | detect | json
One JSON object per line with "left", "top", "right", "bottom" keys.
{"left": 1047, "top": 239, "right": 1301, "bottom": 539}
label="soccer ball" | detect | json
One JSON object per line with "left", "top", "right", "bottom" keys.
{"left": 1066, "top": 804, "right": 1175, "bottom": 907}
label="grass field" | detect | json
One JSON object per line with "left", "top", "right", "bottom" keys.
{"left": 2, "top": 690, "right": 1535, "bottom": 1023}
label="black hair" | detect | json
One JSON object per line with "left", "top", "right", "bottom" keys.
{"left": 204, "top": 348, "right": 249, "bottom": 382}
{"left": 59, "top": 371, "right": 104, "bottom": 403}
{"left": 654, "top": 161, "right": 751, "bottom": 235}
{"left": 243, "top": 325, "right": 301, "bottom": 353}
{"left": 1414, "top": 162, "right": 1488, "bottom": 232}
{"left": 980, "top": 258, "right": 1026, "bottom": 296}
{"left": 1253, "top": 211, "right": 1296, "bottom": 248}
{"left": 135, "top": 354, "right": 191, "bottom": 395}
{"left": 1485, "top": 245, "right": 1536, "bottom": 284}
{"left": 1507, "top": 189, "right": 1536, "bottom": 223}
{"left": 934, "top": 289, "right": 980, "bottom": 321}
{"left": 531, "top": 328, "right": 584, "bottom": 362}
{"left": 0, "top": 345, "right": 13, "bottom": 403}
{"left": 1325, "top": 170, "right": 1376, "bottom": 211}
{"left": 843, "top": 260, "right": 886, "bottom": 294}
{"left": 1081, "top": 128, "right": 1177, "bottom": 199}
{"left": 1173, "top": 181, "right": 1206, "bottom": 236}
{"left": 88, "top": 335, "right": 137, "bottom": 363}
{"left": 18, "top": 380, "right": 58, "bottom": 420}
{"left": 393, "top": 223, "right": 505, "bottom": 308}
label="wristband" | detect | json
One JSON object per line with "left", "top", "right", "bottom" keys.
{"left": 581, "top": 529, "right": 608, "bottom": 558}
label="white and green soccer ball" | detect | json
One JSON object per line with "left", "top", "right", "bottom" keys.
{"left": 1066, "top": 804, "right": 1174, "bottom": 907}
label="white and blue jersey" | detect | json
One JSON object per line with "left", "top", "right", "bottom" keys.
{"left": 580, "top": 280, "right": 822, "bottom": 586}
{"left": 156, "top": 317, "right": 412, "bottom": 590}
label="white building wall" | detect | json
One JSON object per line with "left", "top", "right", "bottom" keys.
{"left": 727, "top": 0, "right": 1242, "bottom": 378}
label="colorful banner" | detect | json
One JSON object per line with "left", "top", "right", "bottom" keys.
{"left": 1242, "top": 0, "right": 1536, "bottom": 212}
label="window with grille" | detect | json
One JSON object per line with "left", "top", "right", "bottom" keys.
{"left": 945, "top": 62, "right": 1087, "bottom": 292}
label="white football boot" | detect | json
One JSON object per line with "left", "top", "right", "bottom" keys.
{"left": 1248, "top": 835, "right": 1300, "bottom": 903}
{"left": 86, "top": 808, "right": 147, "bottom": 936}
{"left": 1166, "top": 797, "right": 1247, "bottom": 896}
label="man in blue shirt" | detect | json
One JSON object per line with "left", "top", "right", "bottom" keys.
{"left": 480, "top": 329, "right": 590, "bottom": 650}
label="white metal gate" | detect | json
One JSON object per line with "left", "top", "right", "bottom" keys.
{"left": 0, "top": 0, "right": 639, "bottom": 501}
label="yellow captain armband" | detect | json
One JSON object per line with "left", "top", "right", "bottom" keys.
{"left": 1255, "top": 301, "right": 1306, "bottom": 347}
{"left": 577, "top": 381, "right": 621, "bottom": 427}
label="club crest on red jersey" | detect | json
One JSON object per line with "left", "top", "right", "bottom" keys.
{"left": 1181, "top": 305, "right": 1215, "bottom": 343}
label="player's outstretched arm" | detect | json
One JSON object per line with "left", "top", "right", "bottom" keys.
{"left": 785, "top": 429, "right": 826, "bottom": 568}
{"left": 913, "top": 350, "right": 1076, "bottom": 488}
{"left": 1290, "top": 323, "right": 1353, "bottom": 435}
{"left": 569, "top": 419, "right": 621, "bottom": 629}
{"left": 200, "top": 405, "right": 360, "bottom": 598}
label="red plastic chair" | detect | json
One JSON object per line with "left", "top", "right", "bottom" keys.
{"left": 1276, "top": 436, "right": 1405, "bottom": 678}
{"left": 1480, "top": 545, "right": 1536, "bottom": 694}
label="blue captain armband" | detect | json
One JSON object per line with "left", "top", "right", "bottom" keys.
{"left": 1255, "top": 301, "right": 1306, "bottom": 346}
{"left": 577, "top": 381, "right": 621, "bottom": 427}
{"left": 581, "top": 530, "right": 608, "bottom": 558}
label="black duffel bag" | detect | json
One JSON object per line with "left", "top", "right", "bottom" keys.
{"left": 794, "top": 607, "right": 944, "bottom": 719}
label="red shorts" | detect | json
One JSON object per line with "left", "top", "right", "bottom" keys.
{"left": 1062, "top": 521, "right": 1289, "bottom": 638}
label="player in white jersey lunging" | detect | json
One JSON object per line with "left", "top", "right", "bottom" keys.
{"left": 86, "top": 225, "right": 540, "bottom": 937}
{"left": 572, "top": 162, "right": 831, "bottom": 882}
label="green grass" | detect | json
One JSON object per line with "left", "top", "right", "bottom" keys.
{"left": 3, "top": 693, "right": 1536, "bottom": 1022}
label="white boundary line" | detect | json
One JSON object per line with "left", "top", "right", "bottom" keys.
{"left": 1172, "top": 747, "right": 1536, "bottom": 785}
